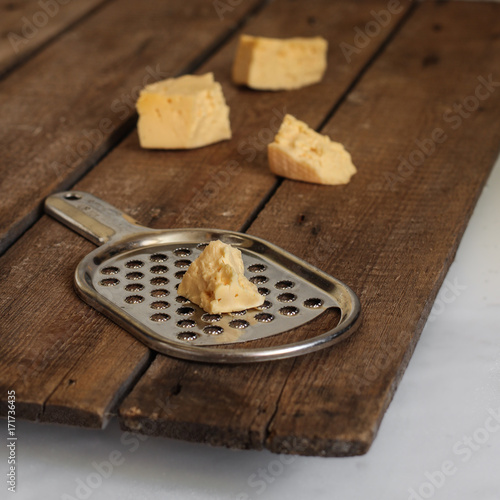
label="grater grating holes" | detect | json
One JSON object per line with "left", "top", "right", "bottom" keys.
{"left": 50, "top": 190, "right": 359, "bottom": 357}
{"left": 125, "top": 295, "right": 144, "bottom": 304}
{"left": 255, "top": 313, "right": 274, "bottom": 323}
{"left": 174, "top": 248, "right": 191, "bottom": 257}
{"left": 202, "top": 313, "right": 222, "bottom": 322}
{"left": 151, "top": 301, "right": 170, "bottom": 310}
{"left": 275, "top": 280, "right": 295, "bottom": 290}
{"left": 304, "top": 298, "right": 324, "bottom": 308}
{"left": 279, "top": 306, "right": 299, "bottom": 316}
{"left": 125, "top": 283, "right": 144, "bottom": 292}
{"left": 177, "top": 331, "right": 198, "bottom": 341}
{"left": 250, "top": 275, "right": 269, "bottom": 285}
{"left": 92, "top": 244, "right": 334, "bottom": 348}
{"left": 256, "top": 300, "right": 272, "bottom": 310}
{"left": 229, "top": 319, "right": 249, "bottom": 329}
{"left": 150, "top": 313, "right": 170, "bottom": 322}
{"left": 125, "top": 260, "right": 144, "bottom": 269}
{"left": 150, "top": 253, "right": 167, "bottom": 262}
{"left": 203, "top": 325, "right": 223, "bottom": 335}
{"left": 174, "top": 259, "right": 191, "bottom": 268}
{"left": 277, "top": 293, "right": 297, "bottom": 303}
{"left": 126, "top": 272, "right": 144, "bottom": 280}
{"left": 177, "top": 319, "right": 196, "bottom": 328}
{"left": 248, "top": 264, "right": 267, "bottom": 273}
{"left": 99, "top": 278, "right": 119, "bottom": 286}
{"left": 101, "top": 266, "right": 119, "bottom": 275}
{"left": 150, "top": 265, "right": 168, "bottom": 274}
{"left": 176, "top": 307, "right": 194, "bottom": 316}
{"left": 151, "top": 277, "right": 169, "bottom": 286}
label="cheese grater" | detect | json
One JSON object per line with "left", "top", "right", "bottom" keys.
{"left": 45, "top": 191, "right": 361, "bottom": 363}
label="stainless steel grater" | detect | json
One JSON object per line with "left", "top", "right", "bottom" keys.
{"left": 44, "top": 191, "right": 361, "bottom": 363}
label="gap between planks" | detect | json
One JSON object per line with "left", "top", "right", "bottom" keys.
{"left": 0, "top": 0, "right": 413, "bottom": 431}
{"left": 113, "top": 0, "right": 418, "bottom": 454}
{"left": 5, "top": 0, "right": 271, "bottom": 424}
{"left": 118, "top": 1, "right": 500, "bottom": 456}
{"left": 238, "top": 2, "right": 421, "bottom": 447}
{"left": 0, "top": 0, "right": 271, "bottom": 427}
{"left": 238, "top": 0, "right": 419, "bottom": 234}
{"left": 0, "top": 0, "right": 269, "bottom": 256}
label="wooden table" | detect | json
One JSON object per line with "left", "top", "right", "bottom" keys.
{"left": 1, "top": 0, "right": 499, "bottom": 457}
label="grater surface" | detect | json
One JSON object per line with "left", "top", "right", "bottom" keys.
{"left": 45, "top": 191, "right": 361, "bottom": 363}
{"left": 93, "top": 242, "right": 336, "bottom": 346}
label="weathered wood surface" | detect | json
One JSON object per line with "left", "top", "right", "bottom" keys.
{"left": 0, "top": 0, "right": 410, "bottom": 438}
{"left": 0, "top": 0, "right": 267, "bottom": 426}
{"left": 0, "top": 0, "right": 265, "bottom": 254}
{"left": 119, "top": 1, "right": 500, "bottom": 456}
{"left": 0, "top": 0, "right": 109, "bottom": 77}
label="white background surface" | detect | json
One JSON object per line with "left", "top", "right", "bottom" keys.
{"left": 3, "top": 155, "right": 500, "bottom": 500}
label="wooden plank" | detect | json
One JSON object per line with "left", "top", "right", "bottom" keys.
{"left": 117, "top": 1, "right": 417, "bottom": 449}
{"left": 0, "top": 0, "right": 109, "bottom": 77}
{"left": 119, "top": 1, "right": 500, "bottom": 456}
{"left": 0, "top": 0, "right": 265, "bottom": 255}
{"left": 0, "top": 0, "right": 409, "bottom": 430}
{"left": 0, "top": 0, "right": 266, "bottom": 426}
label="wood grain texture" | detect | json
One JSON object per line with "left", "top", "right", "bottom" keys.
{"left": 0, "top": 0, "right": 266, "bottom": 427}
{"left": 115, "top": 0, "right": 415, "bottom": 450}
{"left": 241, "top": 1, "right": 500, "bottom": 455}
{"left": 0, "top": 0, "right": 409, "bottom": 431}
{"left": 0, "top": 0, "right": 109, "bottom": 77}
{"left": 120, "top": 1, "right": 500, "bottom": 456}
{"left": 0, "top": 216, "right": 153, "bottom": 427}
{"left": 0, "top": 0, "right": 265, "bottom": 255}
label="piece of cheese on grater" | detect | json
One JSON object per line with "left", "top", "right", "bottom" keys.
{"left": 178, "top": 240, "right": 264, "bottom": 314}
{"left": 232, "top": 35, "right": 328, "bottom": 90}
{"left": 136, "top": 73, "right": 231, "bottom": 149}
{"left": 268, "top": 114, "right": 357, "bottom": 185}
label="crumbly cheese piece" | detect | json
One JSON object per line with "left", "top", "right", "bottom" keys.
{"left": 268, "top": 114, "right": 357, "bottom": 185}
{"left": 232, "top": 35, "right": 328, "bottom": 90}
{"left": 136, "top": 73, "right": 231, "bottom": 149}
{"left": 178, "top": 240, "right": 264, "bottom": 314}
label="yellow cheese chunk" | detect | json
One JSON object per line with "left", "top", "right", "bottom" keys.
{"left": 178, "top": 240, "right": 264, "bottom": 314}
{"left": 136, "top": 73, "right": 231, "bottom": 149}
{"left": 232, "top": 35, "right": 328, "bottom": 90}
{"left": 268, "top": 114, "right": 357, "bottom": 185}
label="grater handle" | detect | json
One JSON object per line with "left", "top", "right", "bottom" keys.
{"left": 44, "top": 191, "right": 155, "bottom": 246}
